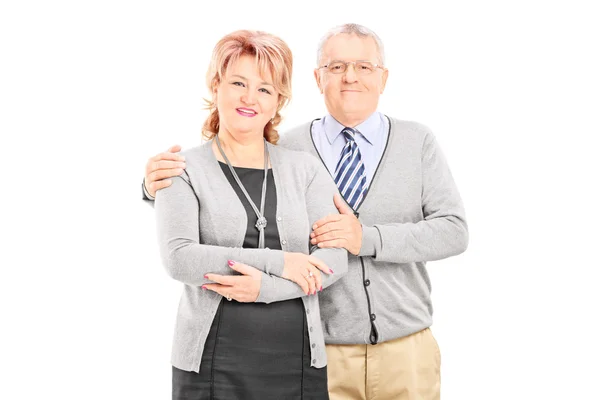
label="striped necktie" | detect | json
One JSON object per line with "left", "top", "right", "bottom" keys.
{"left": 334, "top": 127, "right": 367, "bottom": 210}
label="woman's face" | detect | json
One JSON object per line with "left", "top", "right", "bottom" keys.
{"left": 215, "top": 55, "right": 280, "bottom": 139}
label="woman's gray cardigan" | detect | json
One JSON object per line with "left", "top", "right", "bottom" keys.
{"left": 154, "top": 140, "right": 348, "bottom": 372}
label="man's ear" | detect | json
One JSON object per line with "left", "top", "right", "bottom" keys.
{"left": 314, "top": 69, "right": 324, "bottom": 94}
{"left": 380, "top": 68, "right": 389, "bottom": 94}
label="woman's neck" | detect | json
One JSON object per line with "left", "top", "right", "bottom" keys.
{"left": 213, "top": 128, "right": 267, "bottom": 169}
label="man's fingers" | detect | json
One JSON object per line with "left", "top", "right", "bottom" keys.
{"left": 146, "top": 159, "right": 186, "bottom": 177}
{"left": 150, "top": 151, "right": 186, "bottom": 163}
{"left": 151, "top": 160, "right": 186, "bottom": 172}
{"left": 167, "top": 145, "right": 182, "bottom": 153}
{"left": 148, "top": 168, "right": 183, "bottom": 183}
{"left": 310, "top": 224, "right": 344, "bottom": 244}
{"left": 315, "top": 239, "right": 346, "bottom": 251}
{"left": 310, "top": 222, "right": 339, "bottom": 238}
{"left": 147, "top": 179, "right": 172, "bottom": 197}
{"left": 333, "top": 193, "right": 353, "bottom": 215}
{"left": 308, "top": 255, "right": 332, "bottom": 275}
{"left": 312, "top": 214, "right": 342, "bottom": 230}
{"left": 228, "top": 261, "right": 261, "bottom": 277}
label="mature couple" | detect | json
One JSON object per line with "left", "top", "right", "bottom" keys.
{"left": 143, "top": 23, "right": 468, "bottom": 400}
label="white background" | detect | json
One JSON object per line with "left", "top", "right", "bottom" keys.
{"left": 1, "top": 0, "right": 599, "bottom": 399}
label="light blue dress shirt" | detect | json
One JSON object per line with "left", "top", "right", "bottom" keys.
{"left": 310, "top": 112, "right": 389, "bottom": 188}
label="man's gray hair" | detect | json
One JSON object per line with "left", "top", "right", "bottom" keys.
{"left": 316, "top": 23, "right": 385, "bottom": 66}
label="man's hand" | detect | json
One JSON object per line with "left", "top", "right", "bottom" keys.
{"left": 310, "top": 193, "right": 363, "bottom": 255}
{"left": 203, "top": 261, "right": 262, "bottom": 303}
{"left": 144, "top": 145, "right": 186, "bottom": 198}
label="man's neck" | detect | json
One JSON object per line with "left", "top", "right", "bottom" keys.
{"left": 329, "top": 111, "right": 374, "bottom": 128}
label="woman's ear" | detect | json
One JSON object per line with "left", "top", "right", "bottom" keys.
{"left": 211, "top": 81, "right": 219, "bottom": 105}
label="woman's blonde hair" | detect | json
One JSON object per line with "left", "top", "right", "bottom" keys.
{"left": 202, "top": 30, "right": 293, "bottom": 144}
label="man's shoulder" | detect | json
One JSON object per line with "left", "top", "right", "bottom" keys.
{"left": 282, "top": 119, "right": 318, "bottom": 136}
{"left": 387, "top": 116, "right": 432, "bottom": 133}
{"left": 385, "top": 116, "right": 436, "bottom": 144}
{"left": 270, "top": 140, "right": 320, "bottom": 165}
{"left": 277, "top": 119, "right": 319, "bottom": 151}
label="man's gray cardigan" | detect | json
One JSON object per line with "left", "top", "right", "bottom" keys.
{"left": 154, "top": 141, "right": 348, "bottom": 372}
{"left": 278, "top": 117, "right": 468, "bottom": 345}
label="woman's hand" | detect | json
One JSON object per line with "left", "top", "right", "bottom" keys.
{"left": 203, "top": 261, "right": 262, "bottom": 302}
{"left": 282, "top": 252, "right": 334, "bottom": 295}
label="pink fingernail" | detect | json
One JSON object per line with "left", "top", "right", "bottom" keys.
{"left": 228, "top": 260, "right": 235, "bottom": 266}
{"left": 204, "top": 275, "right": 208, "bottom": 279}
{"left": 329, "top": 268, "right": 334, "bottom": 274}
{"left": 201, "top": 286, "right": 207, "bottom": 290}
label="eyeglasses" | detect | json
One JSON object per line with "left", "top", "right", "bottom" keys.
{"left": 318, "top": 61, "right": 384, "bottom": 75}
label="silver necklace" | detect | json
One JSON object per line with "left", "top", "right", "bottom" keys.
{"left": 215, "top": 135, "right": 269, "bottom": 249}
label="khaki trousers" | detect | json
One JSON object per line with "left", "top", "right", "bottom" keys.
{"left": 326, "top": 328, "right": 441, "bottom": 400}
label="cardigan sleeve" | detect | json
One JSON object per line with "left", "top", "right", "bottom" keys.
{"left": 256, "top": 158, "right": 348, "bottom": 304}
{"left": 358, "top": 132, "right": 468, "bottom": 263}
{"left": 155, "top": 170, "right": 285, "bottom": 286}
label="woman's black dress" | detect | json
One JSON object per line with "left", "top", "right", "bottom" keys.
{"left": 172, "top": 163, "right": 329, "bottom": 400}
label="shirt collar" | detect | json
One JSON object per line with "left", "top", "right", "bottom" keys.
{"left": 323, "top": 112, "right": 381, "bottom": 145}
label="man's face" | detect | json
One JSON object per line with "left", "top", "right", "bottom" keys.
{"left": 315, "top": 33, "right": 388, "bottom": 125}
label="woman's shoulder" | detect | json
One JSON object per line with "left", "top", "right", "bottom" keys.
{"left": 179, "top": 141, "right": 212, "bottom": 159}
{"left": 177, "top": 141, "right": 218, "bottom": 171}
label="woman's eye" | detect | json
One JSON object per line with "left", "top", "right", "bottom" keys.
{"left": 259, "top": 88, "right": 271, "bottom": 95}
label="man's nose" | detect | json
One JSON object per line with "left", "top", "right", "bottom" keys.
{"left": 343, "top": 63, "right": 359, "bottom": 83}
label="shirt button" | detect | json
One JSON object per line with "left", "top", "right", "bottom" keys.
{"left": 277, "top": 216, "right": 282, "bottom": 222}
{"left": 312, "top": 359, "right": 316, "bottom": 365}
{"left": 312, "top": 343, "right": 316, "bottom": 348}
{"left": 364, "top": 279, "right": 370, "bottom": 286}
{"left": 310, "top": 327, "right": 313, "bottom": 332}
{"left": 306, "top": 309, "right": 310, "bottom": 314}
{"left": 281, "top": 239, "right": 287, "bottom": 245}
{"left": 370, "top": 313, "right": 376, "bottom": 321}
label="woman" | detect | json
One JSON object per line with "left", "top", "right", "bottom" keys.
{"left": 154, "top": 30, "right": 348, "bottom": 399}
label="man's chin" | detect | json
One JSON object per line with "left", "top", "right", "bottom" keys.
{"left": 340, "top": 107, "right": 370, "bottom": 117}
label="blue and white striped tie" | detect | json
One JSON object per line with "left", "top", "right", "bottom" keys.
{"left": 334, "top": 127, "right": 367, "bottom": 210}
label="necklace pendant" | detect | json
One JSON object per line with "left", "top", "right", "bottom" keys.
{"left": 255, "top": 216, "right": 267, "bottom": 231}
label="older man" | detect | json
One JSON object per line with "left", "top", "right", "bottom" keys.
{"left": 143, "top": 24, "right": 468, "bottom": 400}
